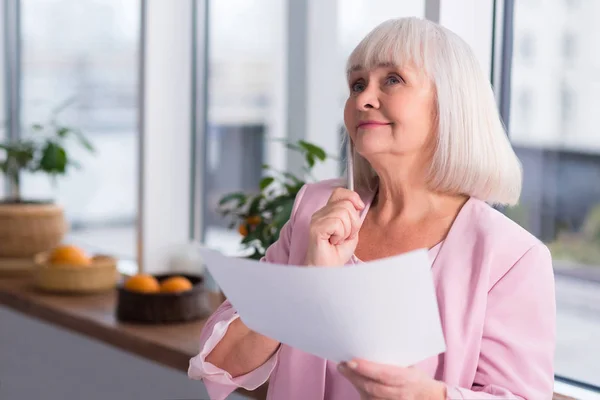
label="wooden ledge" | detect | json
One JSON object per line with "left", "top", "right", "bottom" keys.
{"left": 0, "top": 275, "right": 575, "bottom": 400}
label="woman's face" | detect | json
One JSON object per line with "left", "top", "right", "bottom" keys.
{"left": 344, "top": 62, "right": 436, "bottom": 166}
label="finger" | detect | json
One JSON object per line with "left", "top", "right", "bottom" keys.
{"left": 334, "top": 201, "right": 363, "bottom": 239}
{"left": 313, "top": 206, "right": 357, "bottom": 244}
{"left": 338, "top": 363, "right": 396, "bottom": 399}
{"left": 328, "top": 187, "right": 365, "bottom": 210}
{"left": 318, "top": 216, "right": 349, "bottom": 245}
{"left": 342, "top": 359, "right": 407, "bottom": 386}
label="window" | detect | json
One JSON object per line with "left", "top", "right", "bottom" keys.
{"left": 19, "top": 0, "right": 140, "bottom": 260}
{"left": 514, "top": 89, "right": 534, "bottom": 134}
{"left": 565, "top": 0, "right": 580, "bottom": 8}
{"left": 202, "top": 0, "right": 286, "bottom": 256}
{"left": 560, "top": 84, "right": 575, "bottom": 127}
{"left": 508, "top": 0, "right": 600, "bottom": 388}
{"left": 518, "top": 32, "right": 535, "bottom": 61}
{"left": 562, "top": 32, "right": 576, "bottom": 60}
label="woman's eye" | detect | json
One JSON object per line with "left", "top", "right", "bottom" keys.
{"left": 385, "top": 75, "right": 402, "bottom": 85}
{"left": 351, "top": 81, "right": 366, "bottom": 93}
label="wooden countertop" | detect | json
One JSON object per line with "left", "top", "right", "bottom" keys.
{"left": 0, "top": 275, "right": 576, "bottom": 400}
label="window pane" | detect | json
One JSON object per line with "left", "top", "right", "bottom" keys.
{"left": 203, "top": 0, "right": 285, "bottom": 255}
{"left": 510, "top": 0, "right": 600, "bottom": 386}
{"left": 20, "top": 0, "right": 140, "bottom": 260}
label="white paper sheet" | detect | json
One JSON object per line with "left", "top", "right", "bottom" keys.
{"left": 198, "top": 246, "right": 446, "bottom": 367}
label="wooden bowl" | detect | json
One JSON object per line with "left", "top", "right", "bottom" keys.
{"left": 116, "top": 274, "right": 208, "bottom": 324}
{"left": 33, "top": 253, "right": 119, "bottom": 294}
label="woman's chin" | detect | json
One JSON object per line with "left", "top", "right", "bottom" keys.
{"left": 354, "top": 140, "right": 392, "bottom": 157}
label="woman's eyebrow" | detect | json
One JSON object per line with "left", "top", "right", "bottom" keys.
{"left": 348, "top": 62, "right": 399, "bottom": 73}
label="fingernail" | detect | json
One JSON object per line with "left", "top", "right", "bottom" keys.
{"left": 347, "top": 361, "right": 358, "bottom": 369}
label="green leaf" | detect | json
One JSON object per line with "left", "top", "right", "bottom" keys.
{"left": 57, "top": 127, "right": 70, "bottom": 138}
{"left": 263, "top": 196, "right": 295, "bottom": 221}
{"left": 39, "top": 142, "right": 67, "bottom": 174}
{"left": 32, "top": 124, "right": 43, "bottom": 131}
{"left": 285, "top": 143, "right": 303, "bottom": 153}
{"left": 284, "top": 183, "right": 298, "bottom": 194}
{"left": 218, "top": 192, "right": 246, "bottom": 206}
{"left": 272, "top": 198, "right": 294, "bottom": 227}
{"left": 241, "top": 228, "right": 261, "bottom": 245}
{"left": 305, "top": 153, "right": 315, "bottom": 168}
{"left": 248, "top": 249, "right": 264, "bottom": 260}
{"left": 259, "top": 176, "right": 275, "bottom": 190}
{"left": 73, "top": 129, "right": 95, "bottom": 152}
{"left": 248, "top": 195, "right": 264, "bottom": 216}
{"left": 6, "top": 143, "right": 36, "bottom": 170}
{"left": 298, "top": 140, "right": 326, "bottom": 161}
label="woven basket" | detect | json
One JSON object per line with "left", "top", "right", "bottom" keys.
{"left": 33, "top": 253, "right": 119, "bottom": 294}
{"left": 116, "top": 274, "right": 208, "bottom": 324}
{"left": 0, "top": 203, "right": 67, "bottom": 258}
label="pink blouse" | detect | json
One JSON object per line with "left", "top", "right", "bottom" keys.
{"left": 189, "top": 179, "right": 556, "bottom": 400}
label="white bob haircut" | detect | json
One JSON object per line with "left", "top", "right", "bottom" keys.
{"left": 345, "top": 17, "right": 522, "bottom": 206}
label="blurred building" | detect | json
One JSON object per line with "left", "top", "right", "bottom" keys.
{"left": 510, "top": 0, "right": 600, "bottom": 240}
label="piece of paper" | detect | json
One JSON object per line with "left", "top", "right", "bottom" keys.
{"left": 198, "top": 246, "right": 446, "bottom": 367}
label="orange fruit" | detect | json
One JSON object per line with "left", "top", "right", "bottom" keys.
{"left": 160, "top": 276, "right": 193, "bottom": 293}
{"left": 48, "top": 245, "right": 91, "bottom": 267}
{"left": 124, "top": 274, "right": 160, "bottom": 293}
{"left": 246, "top": 215, "right": 261, "bottom": 226}
{"left": 238, "top": 223, "right": 248, "bottom": 237}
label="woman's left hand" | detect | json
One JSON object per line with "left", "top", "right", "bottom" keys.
{"left": 338, "top": 359, "right": 446, "bottom": 400}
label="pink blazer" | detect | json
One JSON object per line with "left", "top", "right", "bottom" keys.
{"left": 189, "top": 179, "right": 556, "bottom": 400}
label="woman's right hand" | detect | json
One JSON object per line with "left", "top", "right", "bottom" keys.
{"left": 304, "top": 187, "right": 366, "bottom": 267}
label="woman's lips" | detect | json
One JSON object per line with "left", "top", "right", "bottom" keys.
{"left": 357, "top": 121, "right": 391, "bottom": 129}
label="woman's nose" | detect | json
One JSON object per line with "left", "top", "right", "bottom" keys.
{"left": 356, "top": 87, "right": 379, "bottom": 110}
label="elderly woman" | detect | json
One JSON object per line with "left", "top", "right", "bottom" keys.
{"left": 189, "top": 17, "right": 555, "bottom": 400}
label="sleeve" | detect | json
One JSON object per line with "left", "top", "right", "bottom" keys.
{"left": 188, "top": 184, "right": 309, "bottom": 400}
{"left": 445, "top": 243, "right": 556, "bottom": 400}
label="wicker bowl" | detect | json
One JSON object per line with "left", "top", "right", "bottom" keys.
{"left": 0, "top": 203, "right": 67, "bottom": 258}
{"left": 116, "top": 274, "right": 208, "bottom": 324}
{"left": 33, "top": 253, "right": 119, "bottom": 294}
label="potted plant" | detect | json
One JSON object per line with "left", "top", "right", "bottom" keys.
{"left": 217, "top": 139, "right": 333, "bottom": 260}
{"left": 0, "top": 103, "right": 94, "bottom": 261}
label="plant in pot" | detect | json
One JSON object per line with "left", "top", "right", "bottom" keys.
{"left": 217, "top": 139, "right": 334, "bottom": 260}
{"left": 0, "top": 107, "right": 94, "bottom": 265}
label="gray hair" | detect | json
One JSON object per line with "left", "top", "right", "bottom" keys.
{"left": 345, "top": 17, "right": 522, "bottom": 206}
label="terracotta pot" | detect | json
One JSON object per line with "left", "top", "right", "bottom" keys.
{"left": 0, "top": 202, "right": 68, "bottom": 258}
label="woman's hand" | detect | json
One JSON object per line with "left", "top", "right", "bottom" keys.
{"left": 304, "top": 187, "right": 365, "bottom": 267}
{"left": 338, "top": 359, "right": 447, "bottom": 400}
